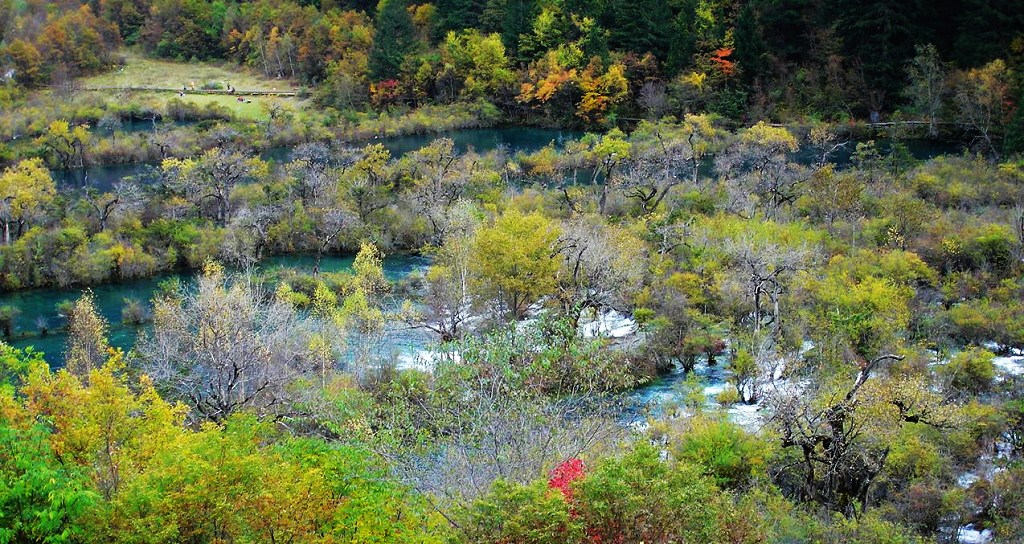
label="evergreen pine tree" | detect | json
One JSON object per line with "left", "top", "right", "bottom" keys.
{"left": 666, "top": 0, "right": 698, "bottom": 76}
{"left": 603, "top": 0, "right": 673, "bottom": 60}
{"left": 435, "top": 0, "right": 488, "bottom": 39}
{"left": 369, "top": 0, "right": 417, "bottom": 81}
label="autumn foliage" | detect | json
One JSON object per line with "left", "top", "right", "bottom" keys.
{"left": 710, "top": 47, "right": 736, "bottom": 76}
{"left": 548, "top": 457, "right": 586, "bottom": 500}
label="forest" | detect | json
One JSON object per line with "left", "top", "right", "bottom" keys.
{"left": 1, "top": 0, "right": 1024, "bottom": 543}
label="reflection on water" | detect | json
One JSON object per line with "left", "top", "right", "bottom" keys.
{"left": 55, "top": 126, "right": 964, "bottom": 191}
{"left": 57, "top": 127, "right": 586, "bottom": 189}
{"left": 1, "top": 254, "right": 428, "bottom": 365}
{"left": 260, "top": 127, "right": 584, "bottom": 163}
{"left": 29, "top": 126, "right": 961, "bottom": 422}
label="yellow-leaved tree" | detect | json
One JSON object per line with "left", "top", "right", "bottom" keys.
{"left": 0, "top": 158, "right": 56, "bottom": 245}
{"left": 64, "top": 291, "right": 110, "bottom": 381}
{"left": 471, "top": 209, "right": 562, "bottom": 320}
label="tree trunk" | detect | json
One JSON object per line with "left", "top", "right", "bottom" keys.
{"left": 313, "top": 249, "right": 323, "bottom": 277}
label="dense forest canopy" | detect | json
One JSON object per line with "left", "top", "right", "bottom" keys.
{"left": 0, "top": 1, "right": 1023, "bottom": 543}
{"left": 1, "top": 0, "right": 1022, "bottom": 127}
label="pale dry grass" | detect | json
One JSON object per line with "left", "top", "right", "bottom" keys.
{"left": 82, "top": 51, "right": 297, "bottom": 92}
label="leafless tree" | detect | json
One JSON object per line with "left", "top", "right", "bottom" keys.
{"left": 638, "top": 80, "right": 668, "bottom": 120}
{"left": 287, "top": 142, "right": 355, "bottom": 208}
{"left": 719, "top": 234, "right": 816, "bottom": 336}
{"left": 617, "top": 116, "right": 726, "bottom": 214}
{"left": 382, "top": 347, "right": 625, "bottom": 513}
{"left": 614, "top": 149, "right": 675, "bottom": 214}
{"left": 80, "top": 179, "right": 141, "bottom": 232}
{"left": 137, "top": 264, "right": 332, "bottom": 423}
{"left": 393, "top": 392, "right": 621, "bottom": 506}
{"left": 51, "top": 63, "right": 77, "bottom": 101}
{"left": 165, "top": 148, "right": 264, "bottom": 226}
{"left": 717, "top": 127, "right": 808, "bottom": 220}
{"left": 147, "top": 126, "right": 179, "bottom": 159}
{"left": 97, "top": 113, "right": 122, "bottom": 141}
{"left": 405, "top": 138, "right": 471, "bottom": 245}
{"left": 419, "top": 229, "right": 476, "bottom": 342}
{"left": 310, "top": 207, "right": 354, "bottom": 276}
{"left": 220, "top": 204, "right": 282, "bottom": 268}
{"left": 555, "top": 216, "right": 645, "bottom": 327}
{"left": 766, "top": 354, "right": 957, "bottom": 515}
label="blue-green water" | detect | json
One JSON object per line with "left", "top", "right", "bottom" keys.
{"left": 33, "top": 126, "right": 585, "bottom": 363}
{"left": 55, "top": 127, "right": 585, "bottom": 189}
{"left": 2, "top": 254, "right": 428, "bottom": 365}
{"left": 24, "top": 126, "right": 964, "bottom": 419}
{"left": 54, "top": 124, "right": 961, "bottom": 190}
{"left": 259, "top": 127, "right": 584, "bottom": 165}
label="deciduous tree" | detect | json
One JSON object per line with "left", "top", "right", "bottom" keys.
{"left": 139, "top": 262, "right": 327, "bottom": 422}
{"left": 471, "top": 210, "right": 561, "bottom": 320}
{"left": 65, "top": 291, "right": 110, "bottom": 380}
{"left": 0, "top": 158, "right": 56, "bottom": 245}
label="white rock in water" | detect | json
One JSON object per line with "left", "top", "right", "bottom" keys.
{"left": 992, "top": 356, "right": 1024, "bottom": 376}
{"left": 957, "top": 471, "right": 979, "bottom": 488}
{"left": 703, "top": 383, "right": 728, "bottom": 396}
{"left": 957, "top": 525, "right": 993, "bottom": 544}
{"left": 395, "top": 348, "right": 460, "bottom": 372}
{"left": 580, "top": 309, "right": 637, "bottom": 339}
{"left": 728, "top": 403, "right": 762, "bottom": 429}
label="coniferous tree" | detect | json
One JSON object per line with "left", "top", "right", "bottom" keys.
{"left": 753, "top": 0, "right": 814, "bottom": 64}
{"left": 953, "top": 0, "right": 1024, "bottom": 68}
{"left": 434, "top": 0, "right": 488, "bottom": 39}
{"left": 666, "top": 0, "right": 698, "bottom": 76}
{"left": 369, "top": 0, "right": 417, "bottom": 80}
{"left": 603, "top": 0, "right": 673, "bottom": 60}
{"left": 733, "top": 2, "right": 767, "bottom": 84}
{"left": 829, "top": 0, "right": 922, "bottom": 112}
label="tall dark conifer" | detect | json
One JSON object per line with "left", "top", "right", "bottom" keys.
{"left": 754, "top": 0, "right": 814, "bottom": 64}
{"left": 603, "top": 0, "right": 673, "bottom": 60}
{"left": 480, "top": 0, "right": 538, "bottom": 61}
{"left": 666, "top": 0, "right": 698, "bottom": 76}
{"left": 829, "top": 0, "right": 921, "bottom": 111}
{"left": 954, "top": 0, "right": 1024, "bottom": 68}
{"left": 368, "top": 0, "right": 417, "bottom": 80}
{"left": 733, "top": 2, "right": 767, "bottom": 84}
{"left": 434, "top": 0, "right": 488, "bottom": 39}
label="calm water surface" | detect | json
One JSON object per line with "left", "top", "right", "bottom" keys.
{"left": 55, "top": 127, "right": 585, "bottom": 189}
{"left": 1, "top": 254, "right": 429, "bottom": 364}
{"left": 27, "top": 126, "right": 962, "bottom": 422}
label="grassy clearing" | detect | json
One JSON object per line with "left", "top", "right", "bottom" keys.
{"left": 75, "top": 90, "right": 308, "bottom": 121}
{"left": 82, "top": 51, "right": 297, "bottom": 92}
{"left": 149, "top": 93, "right": 306, "bottom": 120}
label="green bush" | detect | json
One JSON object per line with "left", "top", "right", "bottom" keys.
{"left": 672, "top": 416, "right": 770, "bottom": 488}
{"left": 457, "top": 480, "right": 581, "bottom": 544}
{"left": 940, "top": 347, "right": 996, "bottom": 394}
